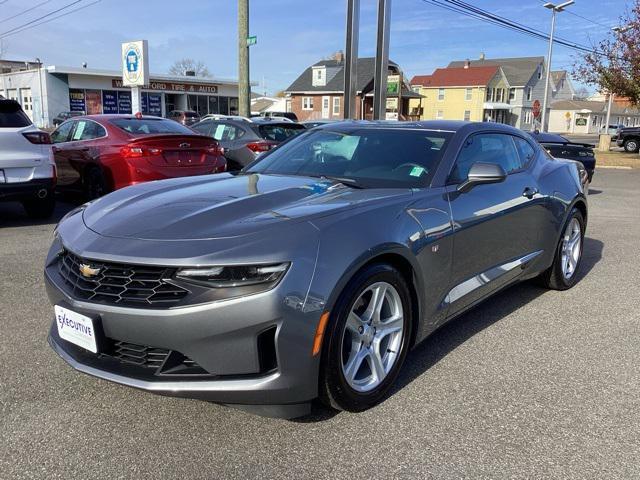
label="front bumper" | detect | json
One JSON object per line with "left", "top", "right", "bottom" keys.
{"left": 45, "top": 263, "right": 322, "bottom": 417}
{"left": 44, "top": 217, "right": 325, "bottom": 418}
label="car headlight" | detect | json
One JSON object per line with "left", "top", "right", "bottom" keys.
{"left": 175, "top": 263, "right": 290, "bottom": 291}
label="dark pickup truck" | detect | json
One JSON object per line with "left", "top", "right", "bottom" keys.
{"left": 616, "top": 126, "right": 640, "bottom": 152}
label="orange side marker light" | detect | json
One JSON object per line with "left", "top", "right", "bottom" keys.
{"left": 311, "top": 311, "right": 330, "bottom": 357}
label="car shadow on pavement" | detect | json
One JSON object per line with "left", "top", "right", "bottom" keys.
{"left": 299, "top": 237, "right": 604, "bottom": 422}
{"left": 0, "top": 198, "right": 79, "bottom": 228}
{"left": 588, "top": 188, "right": 603, "bottom": 195}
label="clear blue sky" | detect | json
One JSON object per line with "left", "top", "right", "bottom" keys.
{"left": 0, "top": 0, "right": 629, "bottom": 94}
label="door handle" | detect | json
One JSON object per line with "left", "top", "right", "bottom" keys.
{"left": 522, "top": 187, "right": 539, "bottom": 199}
{"left": 80, "top": 147, "right": 90, "bottom": 152}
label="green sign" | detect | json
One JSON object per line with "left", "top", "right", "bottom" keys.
{"left": 247, "top": 35, "right": 257, "bottom": 46}
{"left": 387, "top": 74, "right": 400, "bottom": 95}
{"left": 575, "top": 117, "right": 587, "bottom": 126}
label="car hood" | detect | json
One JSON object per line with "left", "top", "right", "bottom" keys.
{"left": 82, "top": 173, "right": 412, "bottom": 240}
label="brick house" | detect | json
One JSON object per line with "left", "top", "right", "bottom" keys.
{"left": 284, "top": 55, "right": 421, "bottom": 121}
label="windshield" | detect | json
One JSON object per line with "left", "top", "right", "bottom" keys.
{"left": 110, "top": 118, "right": 194, "bottom": 135}
{"left": 247, "top": 128, "right": 453, "bottom": 188}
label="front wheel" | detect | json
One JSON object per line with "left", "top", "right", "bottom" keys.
{"left": 539, "top": 207, "right": 585, "bottom": 290}
{"left": 623, "top": 138, "right": 639, "bottom": 153}
{"left": 83, "top": 167, "right": 107, "bottom": 200}
{"left": 319, "top": 264, "right": 413, "bottom": 412}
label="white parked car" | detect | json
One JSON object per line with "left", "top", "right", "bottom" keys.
{"left": 0, "top": 99, "right": 56, "bottom": 218}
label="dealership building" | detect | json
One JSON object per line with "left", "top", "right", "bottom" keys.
{"left": 0, "top": 61, "right": 242, "bottom": 128}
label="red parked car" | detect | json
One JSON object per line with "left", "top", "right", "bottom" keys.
{"left": 50, "top": 114, "right": 226, "bottom": 199}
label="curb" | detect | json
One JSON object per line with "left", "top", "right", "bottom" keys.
{"left": 596, "top": 165, "right": 633, "bottom": 170}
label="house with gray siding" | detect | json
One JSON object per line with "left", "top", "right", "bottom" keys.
{"left": 449, "top": 55, "right": 549, "bottom": 130}
{"left": 448, "top": 56, "right": 572, "bottom": 131}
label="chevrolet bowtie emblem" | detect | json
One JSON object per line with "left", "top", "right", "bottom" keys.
{"left": 79, "top": 263, "right": 101, "bottom": 278}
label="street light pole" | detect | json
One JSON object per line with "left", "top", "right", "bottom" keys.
{"left": 343, "top": 0, "right": 360, "bottom": 120}
{"left": 604, "top": 25, "right": 631, "bottom": 134}
{"left": 35, "top": 57, "right": 44, "bottom": 128}
{"left": 372, "top": 0, "right": 391, "bottom": 120}
{"left": 238, "top": 0, "right": 250, "bottom": 117}
{"left": 541, "top": 1, "right": 573, "bottom": 132}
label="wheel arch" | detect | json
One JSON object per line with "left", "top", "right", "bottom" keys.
{"left": 324, "top": 246, "right": 423, "bottom": 349}
{"left": 82, "top": 161, "right": 114, "bottom": 192}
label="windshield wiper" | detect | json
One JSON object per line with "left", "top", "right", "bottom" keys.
{"left": 318, "top": 175, "right": 366, "bottom": 189}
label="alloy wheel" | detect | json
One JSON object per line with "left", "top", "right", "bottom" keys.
{"left": 340, "top": 282, "right": 404, "bottom": 392}
{"left": 561, "top": 217, "right": 582, "bottom": 279}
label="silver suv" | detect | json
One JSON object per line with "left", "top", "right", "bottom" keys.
{"left": 0, "top": 99, "right": 56, "bottom": 218}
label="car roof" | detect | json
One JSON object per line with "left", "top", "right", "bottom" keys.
{"left": 312, "top": 120, "right": 528, "bottom": 136}
{"left": 250, "top": 117, "right": 303, "bottom": 126}
{"left": 64, "top": 114, "right": 168, "bottom": 122}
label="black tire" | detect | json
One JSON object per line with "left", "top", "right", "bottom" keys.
{"left": 22, "top": 191, "right": 56, "bottom": 219}
{"left": 319, "top": 263, "right": 413, "bottom": 412}
{"left": 225, "top": 159, "right": 243, "bottom": 172}
{"left": 83, "top": 167, "right": 107, "bottom": 200}
{"left": 539, "top": 207, "right": 585, "bottom": 290}
{"left": 623, "top": 138, "right": 639, "bottom": 153}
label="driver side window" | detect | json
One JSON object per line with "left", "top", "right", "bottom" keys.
{"left": 50, "top": 121, "right": 74, "bottom": 143}
{"left": 449, "top": 133, "right": 523, "bottom": 183}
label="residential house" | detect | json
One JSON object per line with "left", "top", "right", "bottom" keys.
{"left": 409, "top": 64, "right": 510, "bottom": 123}
{"left": 250, "top": 95, "right": 287, "bottom": 115}
{"left": 549, "top": 99, "right": 640, "bottom": 134}
{"left": 550, "top": 71, "right": 576, "bottom": 101}
{"left": 448, "top": 55, "right": 549, "bottom": 130}
{"left": 284, "top": 55, "right": 421, "bottom": 121}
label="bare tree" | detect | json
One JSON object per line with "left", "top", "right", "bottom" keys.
{"left": 573, "top": 1, "right": 640, "bottom": 104}
{"left": 168, "top": 59, "right": 211, "bottom": 77}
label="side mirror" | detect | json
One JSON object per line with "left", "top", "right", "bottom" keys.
{"left": 457, "top": 162, "right": 507, "bottom": 193}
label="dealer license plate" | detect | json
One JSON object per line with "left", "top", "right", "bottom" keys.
{"left": 54, "top": 305, "right": 98, "bottom": 353}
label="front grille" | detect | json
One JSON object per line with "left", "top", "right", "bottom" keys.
{"left": 112, "top": 341, "right": 170, "bottom": 368}
{"left": 106, "top": 340, "right": 208, "bottom": 376}
{"left": 57, "top": 250, "right": 189, "bottom": 308}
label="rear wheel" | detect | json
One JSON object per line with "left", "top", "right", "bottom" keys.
{"left": 22, "top": 191, "right": 55, "bottom": 219}
{"left": 539, "top": 207, "right": 585, "bottom": 290}
{"left": 623, "top": 138, "right": 639, "bottom": 153}
{"left": 83, "top": 167, "right": 107, "bottom": 200}
{"left": 320, "top": 264, "right": 413, "bottom": 412}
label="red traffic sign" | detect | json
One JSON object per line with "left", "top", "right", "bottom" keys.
{"left": 532, "top": 99, "right": 541, "bottom": 118}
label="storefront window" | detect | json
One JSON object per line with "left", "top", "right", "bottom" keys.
{"left": 229, "top": 97, "right": 238, "bottom": 115}
{"left": 219, "top": 96, "right": 229, "bottom": 115}
{"left": 208, "top": 96, "right": 219, "bottom": 115}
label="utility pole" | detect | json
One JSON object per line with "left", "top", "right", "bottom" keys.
{"left": 238, "top": 0, "right": 250, "bottom": 117}
{"left": 541, "top": 1, "right": 573, "bottom": 132}
{"left": 372, "top": 0, "right": 391, "bottom": 120}
{"left": 343, "top": 0, "right": 360, "bottom": 120}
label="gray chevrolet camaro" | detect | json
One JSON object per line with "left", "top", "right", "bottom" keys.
{"left": 46, "top": 120, "right": 588, "bottom": 418}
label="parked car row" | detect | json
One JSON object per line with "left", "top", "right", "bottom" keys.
{"left": 2, "top": 100, "right": 597, "bottom": 222}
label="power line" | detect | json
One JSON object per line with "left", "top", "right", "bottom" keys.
{"left": 0, "top": 0, "right": 100, "bottom": 39}
{"left": 446, "top": 0, "right": 600, "bottom": 54}
{"left": 536, "top": 0, "right": 615, "bottom": 30}
{"left": 420, "top": 0, "right": 606, "bottom": 56}
{"left": 0, "top": 0, "right": 86, "bottom": 38}
{"left": 0, "top": 0, "right": 54, "bottom": 25}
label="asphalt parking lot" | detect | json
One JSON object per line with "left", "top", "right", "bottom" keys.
{"left": 1, "top": 169, "right": 638, "bottom": 479}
